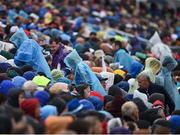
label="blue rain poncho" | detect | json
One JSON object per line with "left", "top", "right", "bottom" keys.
{"left": 114, "top": 49, "right": 134, "bottom": 72}
{"left": 64, "top": 50, "right": 107, "bottom": 96}
{"left": 8, "top": 10, "right": 18, "bottom": 25}
{"left": 129, "top": 60, "right": 144, "bottom": 78}
{"left": 9, "top": 29, "right": 52, "bottom": 79}
{"left": 156, "top": 56, "right": 180, "bottom": 109}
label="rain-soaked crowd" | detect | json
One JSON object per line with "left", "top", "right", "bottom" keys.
{"left": 0, "top": 0, "right": 180, "bottom": 134}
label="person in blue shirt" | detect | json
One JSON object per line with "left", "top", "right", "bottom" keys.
{"left": 113, "top": 40, "right": 134, "bottom": 72}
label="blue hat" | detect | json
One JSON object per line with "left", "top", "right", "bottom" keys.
{"left": 34, "top": 91, "right": 50, "bottom": 106}
{"left": 79, "top": 99, "right": 95, "bottom": 111}
{"left": 40, "top": 105, "right": 58, "bottom": 120}
{"left": 23, "top": 71, "right": 37, "bottom": 80}
{"left": 67, "top": 98, "right": 83, "bottom": 114}
{"left": 0, "top": 62, "right": 12, "bottom": 73}
{"left": 12, "top": 76, "right": 27, "bottom": 88}
{"left": 0, "top": 80, "right": 16, "bottom": 96}
{"left": 88, "top": 96, "right": 103, "bottom": 110}
{"left": 125, "top": 94, "right": 134, "bottom": 101}
{"left": 169, "top": 115, "right": 180, "bottom": 133}
{"left": 60, "top": 33, "right": 71, "bottom": 42}
{"left": 116, "top": 81, "right": 129, "bottom": 92}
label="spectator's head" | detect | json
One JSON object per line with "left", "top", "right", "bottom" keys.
{"left": 48, "top": 96, "right": 66, "bottom": 114}
{"left": 76, "top": 83, "right": 91, "bottom": 98}
{"left": 50, "top": 38, "right": 61, "bottom": 54}
{"left": 137, "top": 73, "right": 151, "bottom": 89}
{"left": 151, "top": 118, "right": 171, "bottom": 134}
{"left": 20, "top": 98, "right": 40, "bottom": 120}
{"left": 45, "top": 116, "right": 74, "bottom": 134}
{"left": 112, "top": 40, "right": 123, "bottom": 51}
{"left": 121, "top": 101, "right": 139, "bottom": 122}
{"left": 84, "top": 116, "right": 102, "bottom": 134}
{"left": 68, "top": 119, "right": 91, "bottom": 134}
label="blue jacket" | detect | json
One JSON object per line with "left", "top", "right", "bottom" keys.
{"left": 114, "top": 49, "right": 134, "bottom": 72}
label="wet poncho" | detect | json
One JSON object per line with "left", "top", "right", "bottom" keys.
{"left": 64, "top": 49, "right": 107, "bottom": 96}
{"left": 10, "top": 29, "right": 52, "bottom": 79}
{"left": 156, "top": 56, "right": 180, "bottom": 109}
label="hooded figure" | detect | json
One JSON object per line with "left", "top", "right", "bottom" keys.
{"left": 64, "top": 50, "right": 106, "bottom": 96}
{"left": 140, "top": 57, "right": 161, "bottom": 83}
{"left": 9, "top": 29, "right": 52, "bottom": 79}
{"left": 114, "top": 49, "right": 134, "bottom": 72}
{"left": 156, "top": 56, "right": 180, "bottom": 109}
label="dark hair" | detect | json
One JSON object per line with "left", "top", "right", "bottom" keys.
{"left": 114, "top": 74, "right": 123, "bottom": 84}
{"left": 48, "top": 97, "right": 66, "bottom": 115}
{"left": 114, "top": 40, "right": 123, "bottom": 48}
{"left": 10, "top": 108, "right": 24, "bottom": 123}
{"left": 172, "top": 110, "right": 180, "bottom": 116}
{"left": 0, "top": 93, "right": 6, "bottom": 104}
{"left": 37, "top": 72, "right": 47, "bottom": 77}
{"left": 90, "top": 32, "right": 96, "bottom": 36}
{"left": 0, "top": 113, "right": 13, "bottom": 134}
{"left": 7, "top": 67, "right": 23, "bottom": 76}
{"left": 137, "top": 120, "right": 150, "bottom": 129}
{"left": 49, "top": 37, "right": 61, "bottom": 44}
{"left": 26, "top": 116, "right": 45, "bottom": 134}
{"left": 76, "top": 110, "right": 105, "bottom": 122}
{"left": 21, "top": 65, "right": 34, "bottom": 73}
{"left": 108, "top": 85, "right": 122, "bottom": 97}
{"left": 76, "top": 83, "right": 90, "bottom": 98}
{"left": 104, "top": 95, "right": 114, "bottom": 106}
{"left": 58, "top": 93, "right": 74, "bottom": 103}
{"left": 68, "top": 119, "right": 91, "bottom": 134}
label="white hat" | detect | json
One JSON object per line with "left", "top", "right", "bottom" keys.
{"left": 6, "top": 59, "right": 17, "bottom": 67}
{"left": 10, "top": 26, "right": 19, "bottom": 33}
{"left": 133, "top": 90, "right": 148, "bottom": 105}
{"left": 0, "top": 21, "right": 6, "bottom": 28}
{"left": 0, "top": 55, "right": 7, "bottom": 62}
{"left": 29, "top": 13, "right": 39, "bottom": 21}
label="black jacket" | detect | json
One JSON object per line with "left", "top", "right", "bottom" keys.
{"left": 138, "top": 83, "right": 175, "bottom": 114}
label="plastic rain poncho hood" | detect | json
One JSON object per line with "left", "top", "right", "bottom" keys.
{"left": 64, "top": 49, "right": 107, "bottom": 96}
{"left": 149, "top": 32, "right": 172, "bottom": 60}
{"left": 156, "top": 56, "right": 180, "bottom": 109}
{"left": 10, "top": 29, "right": 52, "bottom": 79}
{"left": 140, "top": 57, "right": 161, "bottom": 83}
{"left": 114, "top": 49, "right": 134, "bottom": 72}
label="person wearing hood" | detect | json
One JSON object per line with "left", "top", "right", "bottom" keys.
{"left": 9, "top": 29, "right": 52, "bottom": 79}
{"left": 141, "top": 57, "right": 161, "bottom": 83}
{"left": 113, "top": 40, "right": 143, "bottom": 76}
{"left": 64, "top": 49, "right": 106, "bottom": 96}
{"left": 156, "top": 56, "right": 180, "bottom": 109}
{"left": 113, "top": 40, "right": 134, "bottom": 72}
